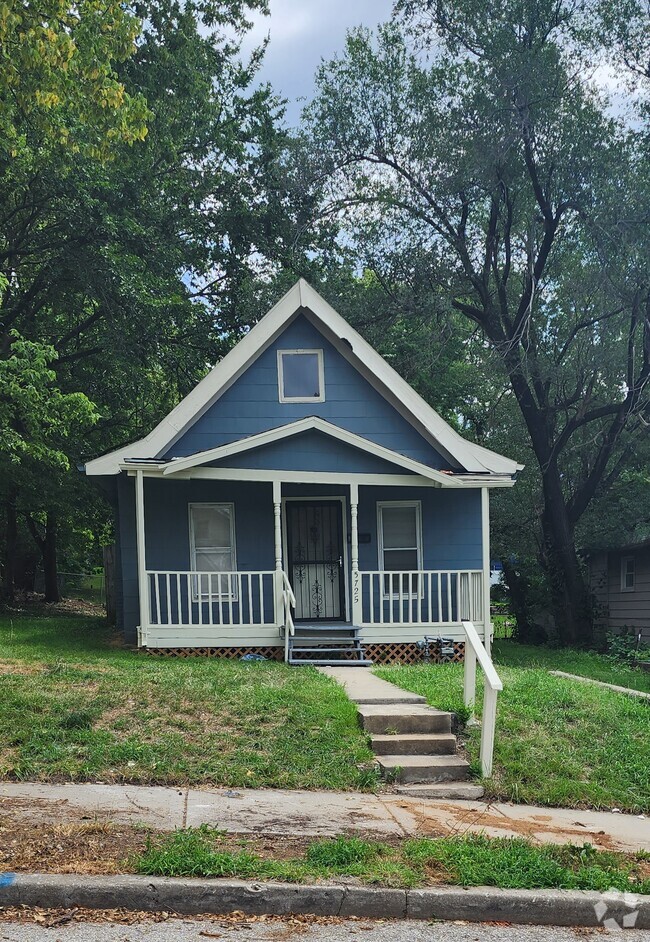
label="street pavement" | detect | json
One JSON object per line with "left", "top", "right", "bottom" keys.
{"left": 0, "top": 919, "right": 648, "bottom": 941}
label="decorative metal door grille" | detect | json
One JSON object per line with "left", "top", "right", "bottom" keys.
{"left": 286, "top": 502, "right": 345, "bottom": 620}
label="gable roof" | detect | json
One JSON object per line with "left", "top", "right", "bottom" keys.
{"left": 159, "top": 416, "right": 464, "bottom": 486}
{"left": 85, "top": 279, "right": 523, "bottom": 477}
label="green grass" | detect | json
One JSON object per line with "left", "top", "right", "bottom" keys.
{"left": 133, "top": 828, "right": 650, "bottom": 893}
{"left": 493, "top": 640, "right": 650, "bottom": 693}
{"left": 376, "top": 641, "right": 650, "bottom": 813}
{"left": 0, "top": 614, "right": 376, "bottom": 789}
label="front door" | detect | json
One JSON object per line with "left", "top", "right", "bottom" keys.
{"left": 286, "top": 501, "right": 345, "bottom": 621}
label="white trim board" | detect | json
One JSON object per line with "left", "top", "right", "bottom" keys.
{"left": 123, "top": 467, "right": 515, "bottom": 488}
{"left": 159, "top": 416, "right": 463, "bottom": 487}
{"left": 85, "top": 279, "right": 523, "bottom": 477}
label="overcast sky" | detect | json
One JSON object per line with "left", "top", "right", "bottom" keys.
{"left": 241, "top": 0, "right": 394, "bottom": 124}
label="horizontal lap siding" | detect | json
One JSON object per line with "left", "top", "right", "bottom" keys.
{"left": 589, "top": 548, "right": 650, "bottom": 640}
{"left": 208, "top": 429, "right": 416, "bottom": 474}
{"left": 163, "top": 313, "right": 451, "bottom": 470}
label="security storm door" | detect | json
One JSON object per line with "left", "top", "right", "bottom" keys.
{"left": 286, "top": 501, "right": 345, "bottom": 621}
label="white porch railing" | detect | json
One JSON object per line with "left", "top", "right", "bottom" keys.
{"left": 146, "top": 570, "right": 278, "bottom": 627}
{"left": 359, "top": 570, "right": 483, "bottom": 626}
{"left": 462, "top": 619, "right": 503, "bottom": 777}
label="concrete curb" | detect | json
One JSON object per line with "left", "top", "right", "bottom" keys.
{"left": 0, "top": 874, "right": 648, "bottom": 928}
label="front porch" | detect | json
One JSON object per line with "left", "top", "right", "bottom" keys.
{"left": 130, "top": 470, "right": 492, "bottom": 659}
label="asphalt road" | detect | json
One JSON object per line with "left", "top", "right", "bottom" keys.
{"left": 0, "top": 919, "right": 648, "bottom": 941}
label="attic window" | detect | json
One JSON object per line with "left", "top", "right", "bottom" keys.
{"left": 278, "top": 349, "right": 324, "bottom": 403}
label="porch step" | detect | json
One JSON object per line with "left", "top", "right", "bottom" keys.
{"left": 357, "top": 703, "right": 452, "bottom": 735}
{"left": 376, "top": 754, "right": 471, "bottom": 784}
{"left": 290, "top": 647, "right": 364, "bottom": 655}
{"left": 371, "top": 733, "right": 457, "bottom": 755}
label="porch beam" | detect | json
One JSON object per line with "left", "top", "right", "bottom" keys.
{"left": 481, "top": 486, "right": 492, "bottom": 655}
{"left": 350, "top": 482, "right": 362, "bottom": 625}
{"left": 135, "top": 469, "right": 149, "bottom": 644}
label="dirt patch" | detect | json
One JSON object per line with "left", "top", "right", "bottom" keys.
{"left": 0, "top": 661, "right": 46, "bottom": 676}
{"left": 398, "top": 800, "right": 621, "bottom": 852}
{"left": 3, "top": 593, "right": 106, "bottom": 619}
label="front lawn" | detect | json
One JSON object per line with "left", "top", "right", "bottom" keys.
{"left": 0, "top": 613, "right": 376, "bottom": 790}
{"left": 376, "top": 641, "right": 650, "bottom": 813}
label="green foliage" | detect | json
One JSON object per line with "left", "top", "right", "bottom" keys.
{"left": 606, "top": 630, "right": 650, "bottom": 663}
{"left": 132, "top": 827, "right": 650, "bottom": 893}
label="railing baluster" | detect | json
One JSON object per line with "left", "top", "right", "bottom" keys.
{"left": 176, "top": 572, "right": 181, "bottom": 624}
{"left": 259, "top": 573, "right": 264, "bottom": 625}
{"left": 447, "top": 572, "right": 453, "bottom": 624}
{"left": 208, "top": 572, "right": 214, "bottom": 627}
{"left": 152, "top": 573, "right": 160, "bottom": 626}
{"left": 228, "top": 573, "right": 234, "bottom": 626}
{"left": 437, "top": 573, "right": 442, "bottom": 625}
{"left": 186, "top": 573, "right": 192, "bottom": 625}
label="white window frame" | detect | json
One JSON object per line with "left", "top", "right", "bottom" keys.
{"left": 188, "top": 502, "right": 237, "bottom": 601}
{"left": 377, "top": 500, "right": 423, "bottom": 598}
{"left": 277, "top": 348, "right": 325, "bottom": 403}
{"left": 620, "top": 555, "right": 635, "bottom": 592}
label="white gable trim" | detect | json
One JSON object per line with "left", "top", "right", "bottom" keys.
{"left": 159, "top": 416, "right": 463, "bottom": 487}
{"left": 85, "top": 279, "right": 522, "bottom": 477}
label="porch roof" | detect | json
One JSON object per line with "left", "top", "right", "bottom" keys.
{"left": 120, "top": 417, "right": 515, "bottom": 488}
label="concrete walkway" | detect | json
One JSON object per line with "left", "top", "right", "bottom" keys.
{"left": 1, "top": 782, "right": 648, "bottom": 854}
{"left": 318, "top": 666, "right": 427, "bottom": 704}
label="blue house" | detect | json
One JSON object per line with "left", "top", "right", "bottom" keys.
{"left": 86, "top": 280, "right": 520, "bottom": 664}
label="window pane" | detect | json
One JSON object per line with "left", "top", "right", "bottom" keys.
{"left": 382, "top": 506, "right": 417, "bottom": 548}
{"left": 195, "top": 549, "right": 232, "bottom": 572}
{"left": 192, "top": 506, "right": 232, "bottom": 548}
{"left": 282, "top": 352, "right": 321, "bottom": 399}
{"left": 383, "top": 549, "right": 418, "bottom": 571}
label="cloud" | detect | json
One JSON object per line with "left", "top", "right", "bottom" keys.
{"left": 241, "top": 0, "right": 393, "bottom": 123}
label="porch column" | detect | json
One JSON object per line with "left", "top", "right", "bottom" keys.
{"left": 481, "top": 486, "right": 492, "bottom": 656}
{"left": 273, "top": 479, "right": 283, "bottom": 626}
{"left": 350, "top": 482, "right": 362, "bottom": 625}
{"left": 135, "top": 469, "right": 149, "bottom": 644}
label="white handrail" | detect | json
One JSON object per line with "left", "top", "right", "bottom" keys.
{"left": 462, "top": 620, "right": 503, "bottom": 778}
{"left": 281, "top": 571, "right": 295, "bottom": 662}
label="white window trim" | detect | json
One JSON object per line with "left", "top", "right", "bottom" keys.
{"left": 377, "top": 500, "right": 423, "bottom": 599}
{"left": 277, "top": 348, "right": 325, "bottom": 403}
{"left": 620, "top": 555, "right": 635, "bottom": 593}
{"left": 188, "top": 502, "right": 237, "bottom": 601}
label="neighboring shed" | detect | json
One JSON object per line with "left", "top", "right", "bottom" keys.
{"left": 589, "top": 541, "right": 650, "bottom": 642}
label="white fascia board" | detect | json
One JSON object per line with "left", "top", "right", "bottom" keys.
{"left": 160, "top": 416, "right": 463, "bottom": 487}
{"left": 84, "top": 278, "right": 521, "bottom": 477}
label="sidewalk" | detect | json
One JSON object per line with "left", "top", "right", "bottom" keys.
{"left": 1, "top": 782, "right": 647, "bottom": 853}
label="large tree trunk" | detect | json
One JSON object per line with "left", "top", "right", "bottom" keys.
{"left": 500, "top": 558, "right": 537, "bottom": 644}
{"left": 1, "top": 492, "right": 18, "bottom": 603}
{"left": 43, "top": 512, "right": 60, "bottom": 603}
{"left": 540, "top": 467, "right": 593, "bottom": 647}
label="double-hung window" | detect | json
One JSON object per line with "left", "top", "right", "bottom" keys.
{"left": 277, "top": 349, "right": 325, "bottom": 402}
{"left": 189, "top": 503, "right": 237, "bottom": 599}
{"left": 377, "top": 501, "right": 422, "bottom": 596}
{"left": 621, "top": 555, "right": 635, "bottom": 592}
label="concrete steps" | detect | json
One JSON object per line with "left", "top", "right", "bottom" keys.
{"left": 371, "top": 733, "right": 457, "bottom": 755}
{"left": 376, "top": 754, "right": 471, "bottom": 784}
{"left": 357, "top": 703, "right": 452, "bottom": 735}
{"left": 319, "top": 666, "right": 483, "bottom": 799}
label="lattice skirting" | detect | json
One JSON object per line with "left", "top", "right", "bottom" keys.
{"left": 145, "top": 642, "right": 465, "bottom": 664}
{"left": 363, "top": 642, "right": 465, "bottom": 665}
{"left": 146, "top": 645, "right": 285, "bottom": 661}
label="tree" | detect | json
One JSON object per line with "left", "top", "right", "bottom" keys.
{"left": 0, "top": 0, "right": 292, "bottom": 601}
{"left": 298, "top": 2, "right": 650, "bottom": 645}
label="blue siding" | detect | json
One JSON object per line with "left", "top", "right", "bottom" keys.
{"left": 208, "top": 430, "right": 416, "bottom": 474}
{"left": 163, "top": 314, "right": 453, "bottom": 470}
{"left": 115, "top": 473, "right": 482, "bottom": 640}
